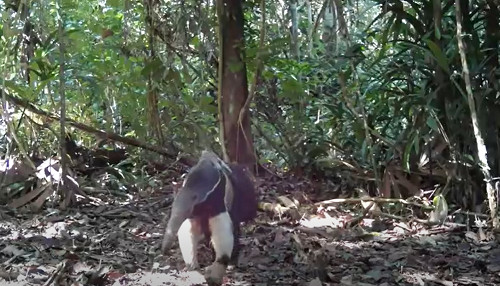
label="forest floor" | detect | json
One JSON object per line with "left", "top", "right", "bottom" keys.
{"left": 0, "top": 174, "right": 499, "bottom": 286}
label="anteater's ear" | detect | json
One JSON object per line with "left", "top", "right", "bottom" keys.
{"left": 200, "top": 150, "right": 232, "bottom": 174}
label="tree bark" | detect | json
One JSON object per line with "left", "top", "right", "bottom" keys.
{"left": 290, "top": 0, "right": 299, "bottom": 59}
{"left": 58, "top": 0, "right": 72, "bottom": 209}
{"left": 455, "top": 0, "right": 498, "bottom": 228}
{"left": 306, "top": 0, "right": 312, "bottom": 55}
{"left": 322, "top": 0, "right": 336, "bottom": 55}
{"left": 432, "top": 0, "right": 449, "bottom": 133}
{"left": 484, "top": 0, "right": 500, "bottom": 175}
{"left": 145, "top": 0, "right": 164, "bottom": 145}
{"left": 216, "top": 0, "right": 256, "bottom": 167}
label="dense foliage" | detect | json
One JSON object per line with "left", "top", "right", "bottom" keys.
{"left": 1, "top": 0, "right": 499, "bottom": 211}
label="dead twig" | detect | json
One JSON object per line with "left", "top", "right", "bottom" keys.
{"left": 346, "top": 201, "right": 378, "bottom": 228}
{"left": 0, "top": 268, "right": 19, "bottom": 281}
{"left": 316, "top": 197, "right": 433, "bottom": 210}
{"left": 452, "top": 209, "right": 489, "bottom": 218}
{"left": 3, "top": 92, "right": 195, "bottom": 166}
{"left": 43, "top": 259, "right": 68, "bottom": 286}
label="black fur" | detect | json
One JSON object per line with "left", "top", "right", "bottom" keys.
{"left": 162, "top": 151, "right": 258, "bottom": 269}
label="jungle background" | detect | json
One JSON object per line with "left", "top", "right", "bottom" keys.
{"left": 1, "top": 0, "right": 500, "bottom": 285}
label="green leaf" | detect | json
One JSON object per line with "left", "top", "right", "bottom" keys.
{"left": 392, "top": 16, "right": 402, "bottom": 42}
{"left": 281, "top": 79, "right": 305, "bottom": 102}
{"left": 360, "top": 140, "right": 368, "bottom": 162}
{"left": 425, "top": 39, "right": 449, "bottom": 73}
{"left": 190, "top": 36, "right": 200, "bottom": 47}
{"left": 198, "top": 96, "right": 216, "bottom": 113}
{"left": 430, "top": 194, "right": 448, "bottom": 224}
{"left": 166, "top": 68, "right": 182, "bottom": 87}
{"left": 32, "top": 79, "right": 51, "bottom": 99}
{"left": 141, "top": 58, "right": 164, "bottom": 78}
{"left": 3, "top": 24, "right": 19, "bottom": 38}
{"left": 202, "top": 104, "right": 217, "bottom": 114}
{"left": 267, "top": 37, "right": 290, "bottom": 52}
{"left": 307, "top": 146, "right": 328, "bottom": 160}
{"left": 4, "top": 81, "right": 30, "bottom": 97}
{"left": 426, "top": 116, "right": 438, "bottom": 131}
{"left": 106, "top": 0, "right": 121, "bottom": 8}
{"left": 434, "top": 27, "right": 441, "bottom": 40}
{"left": 370, "top": 14, "right": 395, "bottom": 68}
{"left": 352, "top": 121, "right": 364, "bottom": 142}
{"left": 403, "top": 134, "right": 415, "bottom": 172}
{"left": 182, "top": 93, "right": 195, "bottom": 107}
{"left": 61, "top": 0, "right": 78, "bottom": 9}
{"left": 124, "top": 130, "right": 136, "bottom": 137}
{"left": 182, "top": 65, "right": 192, "bottom": 84}
{"left": 199, "top": 95, "right": 214, "bottom": 106}
{"left": 324, "top": 104, "right": 342, "bottom": 116}
{"left": 414, "top": 130, "right": 420, "bottom": 155}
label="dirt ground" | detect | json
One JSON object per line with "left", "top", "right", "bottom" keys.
{"left": 0, "top": 177, "right": 499, "bottom": 286}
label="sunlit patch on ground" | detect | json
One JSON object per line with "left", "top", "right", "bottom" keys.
{"left": 1, "top": 176, "right": 500, "bottom": 285}
{"left": 110, "top": 270, "right": 206, "bottom": 286}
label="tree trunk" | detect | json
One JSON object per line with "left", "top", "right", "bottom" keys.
{"left": 322, "top": 0, "right": 336, "bottom": 55}
{"left": 432, "top": 0, "right": 448, "bottom": 130}
{"left": 216, "top": 0, "right": 256, "bottom": 167}
{"left": 58, "top": 0, "right": 72, "bottom": 209}
{"left": 484, "top": 0, "right": 500, "bottom": 176}
{"left": 455, "top": 0, "right": 499, "bottom": 228}
{"left": 290, "top": 0, "right": 299, "bottom": 59}
{"left": 145, "top": 0, "right": 164, "bottom": 145}
{"left": 306, "top": 0, "right": 312, "bottom": 55}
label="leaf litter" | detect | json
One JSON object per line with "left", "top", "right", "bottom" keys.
{"left": 0, "top": 173, "right": 499, "bottom": 285}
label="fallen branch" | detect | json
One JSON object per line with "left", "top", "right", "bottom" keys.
{"left": 258, "top": 201, "right": 289, "bottom": 216}
{"left": 43, "top": 259, "right": 68, "bottom": 286}
{"left": 3, "top": 92, "right": 196, "bottom": 166}
{"left": 346, "top": 201, "right": 378, "bottom": 228}
{"left": 317, "top": 196, "right": 491, "bottom": 223}
{"left": 315, "top": 197, "right": 434, "bottom": 210}
{"left": 296, "top": 226, "right": 330, "bottom": 238}
{"left": 452, "top": 209, "right": 489, "bottom": 218}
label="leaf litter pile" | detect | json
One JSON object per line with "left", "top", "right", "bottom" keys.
{"left": 1, "top": 170, "right": 500, "bottom": 286}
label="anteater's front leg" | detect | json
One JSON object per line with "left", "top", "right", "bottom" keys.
{"left": 204, "top": 212, "right": 234, "bottom": 286}
{"left": 177, "top": 218, "right": 204, "bottom": 270}
{"left": 230, "top": 222, "right": 241, "bottom": 267}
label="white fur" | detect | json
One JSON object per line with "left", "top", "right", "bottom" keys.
{"left": 177, "top": 219, "right": 203, "bottom": 269}
{"left": 208, "top": 212, "right": 234, "bottom": 260}
{"left": 206, "top": 212, "right": 233, "bottom": 285}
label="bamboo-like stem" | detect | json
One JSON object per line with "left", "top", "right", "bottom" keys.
{"left": 216, "top": 0, "right": 228, "bottom": 162}
{"left": 455, "top": 0, "right": 498, "bottom": 228}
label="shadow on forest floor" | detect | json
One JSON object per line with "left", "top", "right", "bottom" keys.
{"left": 0, "top": 177, "right": 499, "bottom": 286}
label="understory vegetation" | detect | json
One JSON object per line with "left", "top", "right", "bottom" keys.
{"left": 2, "top": 0, "right": 499, "bottom": 216}
{"left": 1, "top": 0, "right": 500, "bottom": 284}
